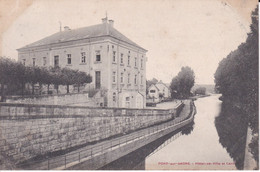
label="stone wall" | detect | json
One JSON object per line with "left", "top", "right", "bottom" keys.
{"left": 0, "top": 103, "right": 183, "bottom": 164}
{"left": 6, "top": 93, "right": 97, "bottom": 106}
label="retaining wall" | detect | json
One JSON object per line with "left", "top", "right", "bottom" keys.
{"left": 6, "top": 93, "right": 92, "bottom": 106}
{"left": 0, "top": 102, "right": 183, "bottom": 164}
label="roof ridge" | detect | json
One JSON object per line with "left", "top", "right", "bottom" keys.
{"left": 18, "top": 23, "right": 146, "bottom": 51}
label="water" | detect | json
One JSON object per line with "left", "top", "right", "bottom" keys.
{"left": 144, "top": 95, "right": 238, "bottom": 169}
{"left": 100, "top": 95, "right": 247, "bottom": 170}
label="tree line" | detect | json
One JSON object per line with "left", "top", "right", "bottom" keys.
{"left": 0, "top": 57, "right": 92, "bottom": 101}
{"left": 214, "top": 6, "right": 258, "bottom": 165}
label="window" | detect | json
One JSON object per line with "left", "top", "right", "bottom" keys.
{"left": 81, "top": 52, "right": 86, "bottom": 63}
{"left": 112, "top": 71, "right": 116, "bottom": 83}
{"left": 120, "top": 53, "right": 124, "bottom": 64}
{"left": 96, "top": 51, "right": 101, "bottom": 62}
{"left": 150, "top": 90, "right": 156, "bottom": 93}
{"left": 32, "top": 58, "right": 36, "bottom": 66}
{"left": 54, "top": 55, "right": 59, "bottom": 67}
{"left": 134, "top": 74, "right": 137, "bottom": 85}
{"left": 141, "top": 75, "right": 143, "bottom": 84}
{"left": 43, "top": 57, "right": 47, "bottom": 66}
{"left": 135, "top": 57, "right": 137, "bottom": 67}
{"left": 22, "top": 59, "right": 26, "bottom": 65}
{"left": 128, "top": 55, "right": 130, "bottom": 65}
{"left": 113, "top": 51, "right": 116, "bottom": 62}
{"left": 95, "top": 71, "right": 101, "bottom": 89}
{"left": 128, "top": 73, "right": 130, "bottom": 84}
{"left": 141, "top": 59, "right": 143, "bottom": 68}
{"left": 120, "top": 72, "right": 124, "bottom": 83}
{"left": 67, "top": 54, "right": 72, "bottom": 64}
{"left": 113, "top": 92, "right": 116, "bottom": 102}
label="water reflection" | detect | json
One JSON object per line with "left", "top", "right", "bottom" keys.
{"left": 181, "top": 121, "right": 194, "bottom": 135}
{"left": 99, "top": 124, "right": 192, "bottom": 170}
{"left": 215, "top": 100, "right": 248, "bottom": 170}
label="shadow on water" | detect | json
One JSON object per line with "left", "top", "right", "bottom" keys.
{"left": 215, "top": 101, "right": 248, "bottom": 170}
{"left": 98, "top": 124, "right": 195, "bottom": 170}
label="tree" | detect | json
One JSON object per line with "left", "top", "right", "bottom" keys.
{"left": 74, "top": 71, "right": 92, "bottom": 93}
{"left": 170, "top": 66, "right": 195, "bottom": 99}
{"left": 61, "top": 68, "right": 77, "bottom": 93}
{"left": 214, "top": 5, "right": 258, "bottom": 165}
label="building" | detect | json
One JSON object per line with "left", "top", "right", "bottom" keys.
{"left": 17, "top": 17, "right": 147, "bottom": 108}
{"left": 147, "top": 81, "right": 170, "bottom": 103}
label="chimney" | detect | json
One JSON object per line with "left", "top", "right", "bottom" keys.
{"left": 64, "top": 26, "right": 71, "bottom": 31}
{"left": 109, "top": 20, "right": 114, "bottom": 27}
{"left": 102, "top": 17, "right": 107, "bottom": 24}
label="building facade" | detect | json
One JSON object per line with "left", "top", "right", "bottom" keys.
{"left": 148, "top": 82, "right": 170, "bottom": 103}
{"left": 17, "top": 18, "right": 147, "bottom": 108}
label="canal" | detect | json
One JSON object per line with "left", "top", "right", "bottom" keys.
{"left": 100, "top": 94, "right": 247, "bottom": 170}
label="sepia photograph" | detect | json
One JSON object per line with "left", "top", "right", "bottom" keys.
{"left": 0, "top": 0, "right": 258, "bottom": 170}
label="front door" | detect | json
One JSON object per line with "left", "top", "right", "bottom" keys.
{"left": 95, "top": 71, "right": 101, "bottom": 89}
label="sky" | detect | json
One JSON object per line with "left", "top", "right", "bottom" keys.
{"left": 1, "top": 0, "right": 258, "bottom": 84}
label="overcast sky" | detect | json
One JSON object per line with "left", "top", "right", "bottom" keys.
{"left": 1, "top": 0, "right": 258, "bottom": 84}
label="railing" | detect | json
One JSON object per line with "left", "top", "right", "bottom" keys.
{"left": 17, "top": 101, "right": 194, "bottom": 170}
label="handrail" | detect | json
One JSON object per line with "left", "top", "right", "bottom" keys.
{"left": 16, "top": 101, "right": 195, "bottom": 170}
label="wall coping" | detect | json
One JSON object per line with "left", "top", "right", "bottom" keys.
{"left": 6, "top": 92, "right": 89, "bottom": 100}
{"left": 0, "top": 102, "right": 181, "bottom": 112}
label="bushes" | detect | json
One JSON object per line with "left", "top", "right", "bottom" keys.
{"left": 0, "top": 57, "right": 92, "bottom": 100}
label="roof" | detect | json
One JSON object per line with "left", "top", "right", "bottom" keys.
{"left": 156, "top": 81, "right": 170, "bottom": 89}
{"left": 18, "top": 22, "right": 146, "bottom": 51}
{"left": 148, "top": 84, "right": 160, "bottom": 91}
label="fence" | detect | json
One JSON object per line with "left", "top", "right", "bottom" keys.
{"left": 16, "top": 101, "right": 195, "bottom": 170}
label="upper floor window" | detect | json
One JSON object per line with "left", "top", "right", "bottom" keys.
{"left": 54, "top": 55, "right": 59, "bottom": 67}
{"left": 96, "top": 51, "right": 101, "bottom": 62}
{"left": 113, "top": 51, "right": 116, "bottom": 62}
{"left": 67, "top": 54, "right": 72, "bottom": 64}
{"left": 134, "top": 74, "right": 137, "bottom": 85}
{"left": 120, "top": 53, "right": 124, "bottom": 64}
{"left": 112, "top": 71, "right": 116, "bottom": 83}
{"left": 128, "top": 73, "right": 130, "bottom": 84}
{"left": 120, "top": 72, "right": 124, "bottom": 83}
{"left": 135, "top": 57, "right": 137, "bottom": 67}
{"left": 128, "top": 55, "right": 130, "bottom": 66}
{"left": 22, "top": 59, "right": 26, "bottom": 65}
{"left": 43, "top": 57, "right": 47, "bottom": 66}
{"left": 113, "top": 92, "right": 116, "bottom": 102}
{"left": 32, "top": 58, "right": 36, "bottom": 66}
{"left": 141, "top": 59, "right": 143, "bottom": 68}
{"left": 141, "top": 75, "right": 143, "bottom": 84}
{"left": 81, "top": 52, "right": 86, "bottom": 63}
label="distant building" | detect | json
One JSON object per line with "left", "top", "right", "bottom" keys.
{"left": 17, "top": 17, "right": 147, "bottom": 108}
{"left": 147, "top": 81, "right": 170, "bottom": 102}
